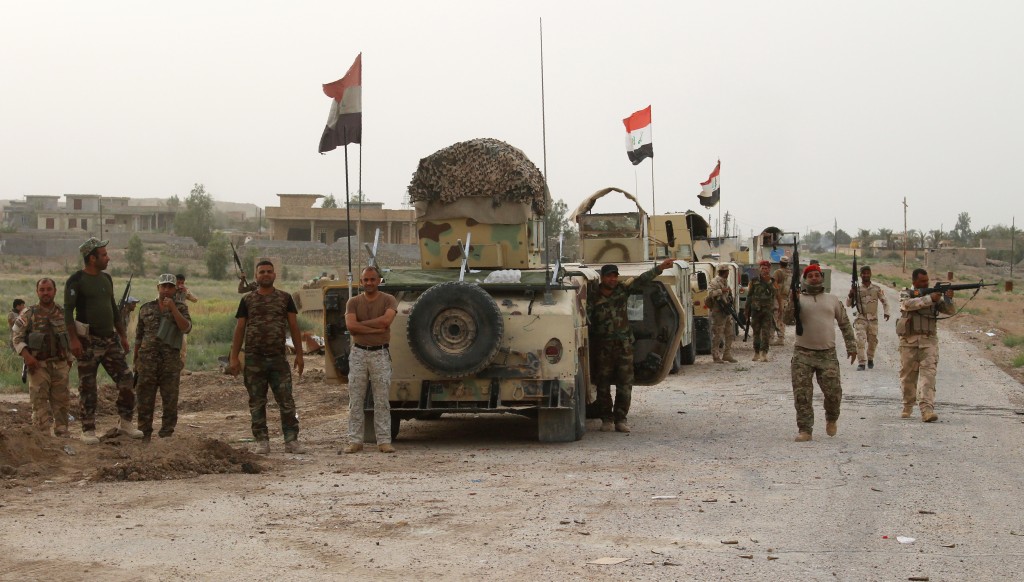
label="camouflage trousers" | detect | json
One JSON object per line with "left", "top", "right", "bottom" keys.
{"left": 791, "top": 346, "right": 842, "bottom": 434}
{"left": 591, "top": 339, "right": 634, "bottom": 422}
{"left": 749, "top": 309, "right": 775, "bottom": 354}
{"left": 710, "top": 311, "right": 735, "bottom": 360}
{"left": 136, "top": 345, "right": 183, "bottom": 437}
{"left": 899, "top": 336, "right": 938, "bottom": 412}
{"left": 854, "top": 317, "right": 879, "bottom": 364}
{"left": 243, "top": 355, "right": 299, "bottom": 442}
{"left": 28, "top": 358, "right": 71, "bottom": 434}
{"left": 76, "top": 334, "right": 136, "bottom": 431}
{"left": 347, "top": 346, "right": 393, "bottom": 445}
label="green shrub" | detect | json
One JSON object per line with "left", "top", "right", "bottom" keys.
{"left": 1003, "top": 335, "right": 1024, "bottom": 348}
{"left": 1013, "top": 353, "right": 1024, "bottom": 368}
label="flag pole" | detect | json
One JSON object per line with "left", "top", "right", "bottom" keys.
{"left": 344, "top": 128, "right": 353, "bottom": 300}
{"left": 539, "top": 17, "right": 550, "bottom": 273}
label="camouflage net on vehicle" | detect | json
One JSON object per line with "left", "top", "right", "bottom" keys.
{"left": 407, "top": 138, "right": 548, "bottom": 215}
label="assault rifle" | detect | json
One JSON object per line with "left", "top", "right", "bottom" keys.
{"left": 720, "top": 300, "right": 750, "bottom": 343}
{"left": 849, "top": 250, "right": 862, "bottom": 316}
{"left": 791, "top": 242, "right": 803, "bottom": 336}
{"left": 904, "top": 281, "right": 996, "bottom": 298}
{"left": 117, "top": 273, "right": 134, "bottom": 320}
{"left": 230, "top": 242, "right": 250, "bottom": 289}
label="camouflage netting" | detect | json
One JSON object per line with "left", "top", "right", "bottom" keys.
{"left": 408, "top": 138, "right": 548, "bottom": 215}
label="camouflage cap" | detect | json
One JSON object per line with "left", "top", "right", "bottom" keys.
{"left": 716, "top": 263, "right": 729, "bottom": 272}
{"left": 600, "top": 264, "right": 619, "bottom": 276}
{"left": 157, "top": 273, "right": 176, "bottom": 286}
{"left": 79, "top": 237, "right": 108, "bottom": 257}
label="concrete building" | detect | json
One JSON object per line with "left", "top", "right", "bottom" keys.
{"left": 3, "top": 194, "right": 175, "bottom": 233}
{"left": 265, "top": 194, "right": 416, "bottom": 245}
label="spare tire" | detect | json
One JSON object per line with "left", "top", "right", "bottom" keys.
{"left": 407, "top": 281, "right": 504, "bottom": 377}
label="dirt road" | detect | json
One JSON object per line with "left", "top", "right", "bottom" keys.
{"left": 2, "top": 285, "right": 1023, "bottom": 581}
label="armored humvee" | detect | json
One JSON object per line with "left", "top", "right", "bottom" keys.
{"left": 322, "top": 139, "right": 684, "bottom": 443}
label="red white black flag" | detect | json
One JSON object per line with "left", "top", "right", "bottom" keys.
{"left": 318, "top": 53, "right": 362, "bottom": 154}
{"left": 698, "top": 160, "right": 720, "bottom": 208}
{"left": 623, "top": 105, "right": 653, "bottom": 165}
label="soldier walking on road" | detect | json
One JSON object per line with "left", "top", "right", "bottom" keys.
{"left": 65, "top": 238, "right": 143, "bottom": 444}
{"left": 745, "top": 260, "right": 781, "bottom": 362}
{"left": 847, "top": 265, "right": 890, "bottom": 371}
{"left": 896, "top": 268, "right": 955, "bottom": 422}
{"left": 228, "top": 260, "right": 306, "bottom": 454}
{"left": 791, "top": 264, "right": 857, "bottom": 442}
{"left": 133, "top": 274, "right": 192, "bottom": 440}
{"left": 707, "top": 264, "right": 737, "bottom": 363}
{"left": 11, "top": 278, "right": 73, "bottom": 436}
{"left": 342, "top": 266, "right": 399, "bottom": 454}
{"left": 588, "top": 258, "right": 675, "bottom": 433}
{"left": 771, "top": 256, "right": 792, "bottom": 345}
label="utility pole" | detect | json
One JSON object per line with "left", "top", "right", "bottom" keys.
{"left": 834, "top": 218, "right": 838, "bottom": 260}
{"left": 902, "top": 197, "right": 908, "bottom": 273}
{"left": 1011, "top": 216, "right": 1016, "bottom": 280}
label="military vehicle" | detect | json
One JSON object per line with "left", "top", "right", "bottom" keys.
{"left": 322, "top": 140, "right": 683, "bottom": 443}
{"left": 570, "top": 187, "right": 696, "bottom": 368}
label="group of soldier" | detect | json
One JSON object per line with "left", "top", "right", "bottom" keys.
{"left": 702, "top": 255, "right": 955, "bottom": 441}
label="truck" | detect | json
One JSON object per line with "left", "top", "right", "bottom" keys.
{"left": 322, "top": 140, "right": 684, "bottom": 443}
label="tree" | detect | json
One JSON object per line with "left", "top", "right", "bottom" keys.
{"left": 833, "top": 229, "right": 852, "bottom": 246}
{"left": 125, "top": 234, "right": 146, "bottom": 275}
{"left": 804, "top": 230, "right": 823, "bottom": 251}
{"left": 953, "top": 211, "right": 972, "bottom": 244}
{"left": 321, "top": 195, "right": 339, "bottom": 209}
{"left": 175, "top": 183, "right": 216, "bottom": 246}
{"left": 876, "top": 228, "right": 893, "bottom": 250}
{"left": 166, "top": 195, "right": 180, "bottom": 210}
{"left": 856, "top": 228, "right": 873, "bottom": 246}
{"left": 205, "top": 231, "right": 230, "bottom": 280}
{"left": 543, "top": 198, "right": 579, "bottom": 260}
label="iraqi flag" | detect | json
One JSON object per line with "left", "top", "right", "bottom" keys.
{"left": 623, "top": 105, "right": 653, "bottom": 165}
{"left": 318, "top": 53, "right": 362, "bottom": 154}
{"left": 698, "top": 160, "right": 720, "bottom": 208}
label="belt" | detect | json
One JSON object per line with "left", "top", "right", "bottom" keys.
{"left": 354, "top": 343, "right": 389, "bottom": 351}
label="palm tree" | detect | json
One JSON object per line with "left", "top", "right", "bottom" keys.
{"left": 877, "top": 228, "right": 893, "bottom": 250}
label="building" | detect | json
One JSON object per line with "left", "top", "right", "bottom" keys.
{"left": 2, "top": 194, "right": 175, "bottom": 233}
{"left": 265, "top": 194, "right": 416, "bottom": 245}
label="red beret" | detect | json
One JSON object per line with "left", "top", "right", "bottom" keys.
{"left": 758, "top": 260, "right": 771, "bottom": 267}
{"left": 802, "top": 263, "right": 822, "bottom": 278}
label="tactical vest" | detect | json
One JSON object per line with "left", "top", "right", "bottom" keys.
{"left": 23, "top": 305, "right": 69, "bottom": 360}
{"left": 898, "top": 305, "right": 937, "bottom": 337}
{"left": 747, "top": 278, "right": 776, "bottom": 311}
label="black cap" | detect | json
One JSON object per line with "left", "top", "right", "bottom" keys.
{"left": 600, "top": 264, "right": 619, "bottom": 276}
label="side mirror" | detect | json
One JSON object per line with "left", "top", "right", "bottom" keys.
{"left": 696, "top": 272, "right": 708, "bottom": 291}
{"left": 740, "top": 273, "right": 750, "bottom": 286}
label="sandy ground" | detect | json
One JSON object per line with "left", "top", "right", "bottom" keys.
{"left": 1, "top": 283, "right": 1023, "bottom": 581}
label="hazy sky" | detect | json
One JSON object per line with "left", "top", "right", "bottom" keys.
{"left": 2, "top": 1, "right": 1021, "bottom": 239}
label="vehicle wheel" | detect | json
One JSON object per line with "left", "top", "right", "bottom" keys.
{"left": 407, "top": 281, "right": 504, "bottom": 377}
{"left": 681, "top": 341, "right": 696, "bottom": 365}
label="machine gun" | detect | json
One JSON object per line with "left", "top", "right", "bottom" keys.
{"left": 230, "top": 242, "right": 250, "bottom": 289}
{"left": 791, "top": 242, "right": 803, "bottom": 336}
{"left": 904, "top": 281, "right": 996, "bottom": 299}
{"left": 849, "top": 250, "right": 862, "bottom": 316}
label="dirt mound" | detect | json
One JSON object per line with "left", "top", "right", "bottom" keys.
{"left": 0, "top": 426, "right": 62, "bottom": 470}
{"left": 92, "top": 437, "right": 263, "bottom": 482}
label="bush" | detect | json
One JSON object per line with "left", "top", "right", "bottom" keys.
{"left": 1013, "top": 353, "right": 1024, "bottom": 368}
{"left": 1003, "top": 335, "right": 1024, "bottom": 348}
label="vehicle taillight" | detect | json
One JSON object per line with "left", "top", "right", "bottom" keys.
{"left": 544, "top": 339, "right": 563, "bottom": 364}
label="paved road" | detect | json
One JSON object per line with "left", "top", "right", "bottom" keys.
{"left": 1, "top": 286, "right": 1022, "bottom": 581}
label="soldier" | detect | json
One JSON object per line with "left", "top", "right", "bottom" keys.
{"left": 846, "top": 265, "right": 890, "bottom": 371}
{"left": 896, "top": 268, "right": 955, "bottom": 422}
{"left": 771, "top": 256, "right": 793, "bottom": 345}
{"left": 8, "top": 298, "right": 25, "bottom": 350}
{"left": 745, "top": 260, "right": 781, "bottom": 362}
{"left": 11, "top": 278, "right": 72, "bottom": 436}
{"left": 133, "top": 274, "right": 192, "bottom": 440}
{"left": 791, "top": 264, "right": 857, "bottom": 442}
{"left": 174, "top": 274, "right": 198, "bottom": 373}
{"left": 588, "top": 258, "right": 675, "bottom": 433}
{"left": 342, "top": 266, "right": 399, "bottom": 454}
{"left": 706, "top": 264, "right": 737, "bottom": 363}
{"left": 228, "top": 260, "right": 306, "bottom": 454}
{"left": 65, "top": 238, "right": 143, "bottom": 444}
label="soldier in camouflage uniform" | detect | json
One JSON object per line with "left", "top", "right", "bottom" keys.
{"left": 228, "top": 260, "right": 306, "bottom": 454}
{"left": 846, "top": 265, "right": 890, "bottom": 371}
{"left": 588, "top": 258, "right": 675, "bottom": 433}
{"left": 11, "top": 278, "right": 72, "bottom": 436}
{"left": 133, "top": 274, "right": 192, "bottom": 440}
{"left": 342, "top": 266, "right": 399, "bottom": 454}
{"left": 706, "top": 264, "right": 737, "bottom": 363}
{"left": 896, "top": 268, "right": 955, "bottom": 422}
{"left": 65, "top": 238, "right": 143, "bottom": 444}
{"left": 745, "top": 261, "right": 781, "bottom": 362}
{"left": 173, "top": 274, "right": 199, "bottom": 372}
{"left": 771, "top": 256, "right": 792, "bottom": 345}
{"left": 790, "top": 264, "right": 857, "bottom": 442}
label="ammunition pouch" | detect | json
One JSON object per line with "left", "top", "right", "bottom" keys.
{"left": 895, "top": 316, "right": 909, "bottom": 337}
{"left": 27, "top": 332, "right": 45, "bottom": 351}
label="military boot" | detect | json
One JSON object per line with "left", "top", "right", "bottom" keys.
{"left": 794, "top": 432, "right": 812, "bottom": 442}
{"left": 81, "top": 430, "right": 99, "bottom": 445}
{"left": 900, "top": 404, "right": 914, "bottom": 419}
{"left": 826, "top": 421, "right": 838, "bottom": 436}
{"left": 752, "top": 351, "right": 761, "bottom": 362}
{"left": 867, "top": 359, "right": 874, "bottom": 369}
{"left": 723, "top": 353, "right": 737, "bottom": 363}
{"left": 600, "top": 420, "right": 614, "bottom": 432}
{"left": 118, "top": 418, "right": 144, "bottom": 439}
{"left": 615, "top": 421, "right": 630, "bottom": 433}
{"left": 856, "top": 363, "right": 866, "bottom": 371}
{"left": 284, "top": 440, "right": 307, "bottom": 454}
{"left": 921, "top": 410, "right": 939, "bottom": 423}
{"left": 253, "top": 440, "right": 271, "bottom": 454}
{"left": 378, "top": 443, "right": 396, "bottom": 453}
{"left": 341, "top": 443, "right": 363, "bottom": 454}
